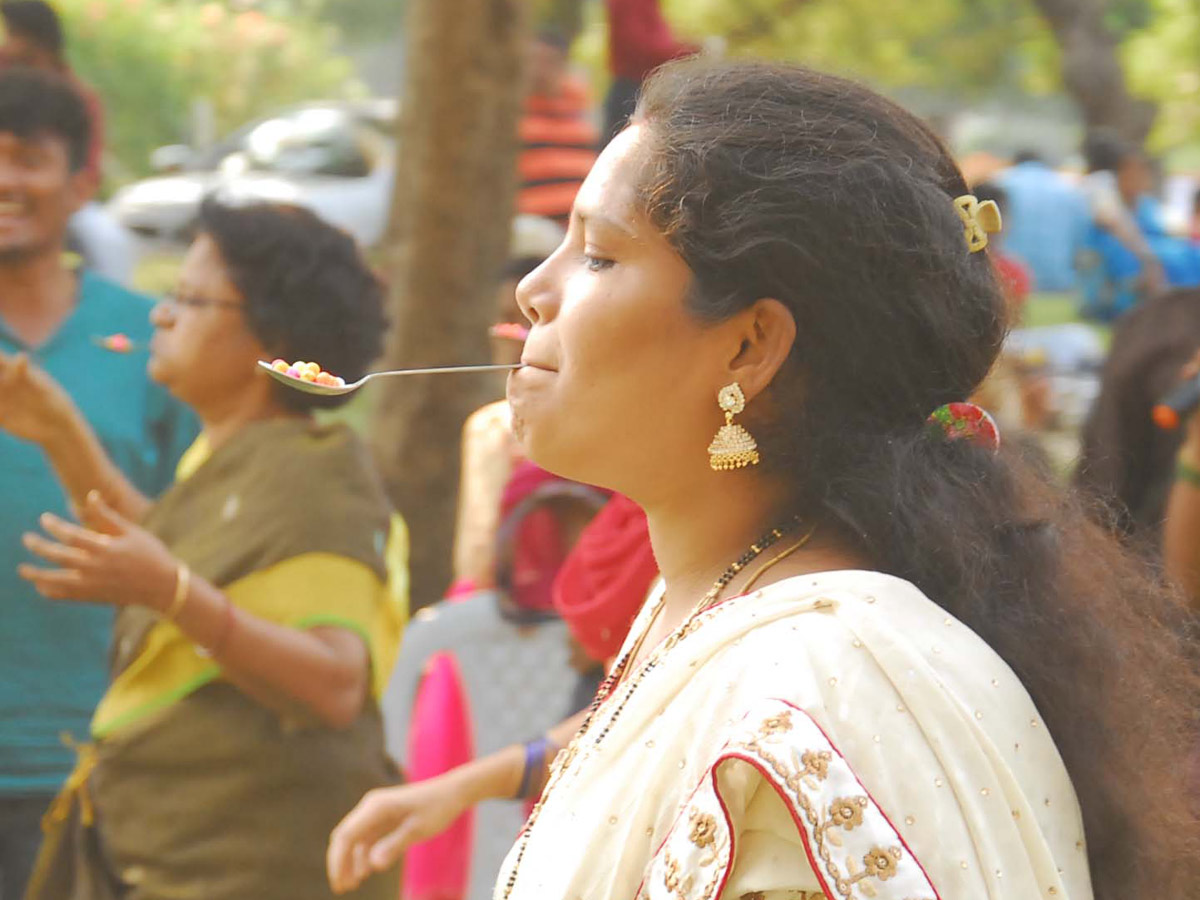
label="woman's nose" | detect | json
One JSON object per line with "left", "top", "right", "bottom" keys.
{"left": 149, "top": 299, "right": 174, "bottom": 327}
{"left": 515, "top": 257, "right": 560, "bottom": 326}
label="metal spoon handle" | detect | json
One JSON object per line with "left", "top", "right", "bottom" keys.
{"left": 366, "top": 363, "right": 521, "bottom": 379}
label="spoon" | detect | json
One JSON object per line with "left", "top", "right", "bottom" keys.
{"left": 257, "top": 360, "right": 523, "bottom": 397}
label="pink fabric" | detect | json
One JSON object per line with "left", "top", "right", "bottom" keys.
{"left": 402, "top": 652, "right": 475, "bottom": 900}
{"left": 444, "top": 578, "right": 479, "bottom": 600}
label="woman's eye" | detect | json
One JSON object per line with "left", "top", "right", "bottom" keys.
{"left": 583, "top": 254, "right": 615, "bottom": 272}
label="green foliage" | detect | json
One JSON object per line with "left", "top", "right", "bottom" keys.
{"left": 322, "top": 2, "right": 404, "bottom": 41}
{"left": 1123, "top": 0, "right": 1200, "bottom": 151}
{"left": 57, "top": 0, "right": 357, "bottom": 184}
{"left": 568, "top": 0, "right": 1197, "bottom": 153}
{"left": 254, "top": 0, "right": 404, "bottom": 42}
{"left": 532, "top": 0, "right": 587, "bottom": 41}
{"left": 657, "top": 0, "right": 1057, "bottom": 95}
{"left": 1105, "top": 0, "right": 1155, "bottom": 34}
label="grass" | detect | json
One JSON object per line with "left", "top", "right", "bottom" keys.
{"left": 1021, "top": 291, "right": 1111, "bottom": 349}
{"left": 1022, "top": 292, "right": 1079, "bottom": 329}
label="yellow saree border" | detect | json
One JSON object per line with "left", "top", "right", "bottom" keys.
{"left": 91, "top": 550, "right": 401, "bottom": 739}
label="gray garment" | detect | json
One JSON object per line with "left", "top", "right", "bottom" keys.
{"left": 382, "top": 592, "right": 578, "bottom": 900}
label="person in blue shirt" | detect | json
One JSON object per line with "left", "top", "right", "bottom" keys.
{"left": 1077, "top": 133, "right": 1200, "bottom": 320}
{"left": 996, "top": 150, "right": 1090, "bottom": 292}
{"left": 0, "top": 68, "right": 195, "bottom": 898}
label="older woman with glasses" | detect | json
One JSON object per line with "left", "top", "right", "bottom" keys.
{"left": 3, "top": 199, "right": 404, "bottom": 900}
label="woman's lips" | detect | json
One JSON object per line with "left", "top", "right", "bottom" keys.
{"left": 518, "top": 358, "right": 557, "bottom": 373}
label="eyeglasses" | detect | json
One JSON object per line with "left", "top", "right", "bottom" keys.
{"left": 161, "top": 293, "right": 243, "bottom": 312}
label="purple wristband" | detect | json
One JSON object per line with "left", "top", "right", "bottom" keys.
{"left": 515, "top": 737, "right": 549, "bottom": 800}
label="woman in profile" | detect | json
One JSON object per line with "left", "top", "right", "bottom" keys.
{"left": 10, "top": 201, "right": 403, "bottom": 900}
{"left": 330, "top": 60, "right": 1199, "bottom": 899}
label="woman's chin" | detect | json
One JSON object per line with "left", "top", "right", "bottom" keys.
{"left": 145, "top": 357, "right": 188, "bottom": 405}
{"left": 509, "top": 409, "right": 550, "bottom": 467}
{"left": 511, "top": 420, "right": 608, "bottom": 490}
{"left": 509, "top": 411, "right": 559, "bottom": 472}
{"left": 507, "top": 379, "right": 602, "bottom": 482}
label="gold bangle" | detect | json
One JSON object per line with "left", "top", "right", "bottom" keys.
{"left": 164, "top": 562, "right": 191, "bottom": 620}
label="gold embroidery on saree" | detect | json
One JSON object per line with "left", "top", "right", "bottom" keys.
{"left": 639, "top": 701, "right": 937, "bottom": 900}
{"left": 688, "top": 810, "right": 719, "bottom": 849}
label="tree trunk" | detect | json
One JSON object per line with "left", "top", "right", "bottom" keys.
{"left": 1031, "top": 0, "right": 1156, "bottom": 144}
{"left": 371, "top": 0, "right": 526, "bottom": 608}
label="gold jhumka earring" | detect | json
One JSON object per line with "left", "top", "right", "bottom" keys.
{"left": 707, "top": 382, "right": 760, "bottom": 470}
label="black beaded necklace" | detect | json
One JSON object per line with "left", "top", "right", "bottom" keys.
{"left": 500, "top": 517, "right": 801, "bottom": 899}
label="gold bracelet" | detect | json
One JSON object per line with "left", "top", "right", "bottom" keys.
{"left": 164, "top": 562, "right": 191, "bottom": 620}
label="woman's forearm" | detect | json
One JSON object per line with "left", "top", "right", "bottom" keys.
{"left": 443, "top": 708, "right": 590, "bottom": 806}
{"left": 43, "top": 411, "right": 150, "bottom": 521}
{"left": 451, "top": 743, "right": 528, "bottom": 805}
{"left": 169, "top": 574, "right": 369, "bottom": 728}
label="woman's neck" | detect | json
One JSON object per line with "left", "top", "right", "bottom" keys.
{"left": 197, "top": 390, "right": 304, "bottom": 452}
{"left": 644, "top": 475, "right": 865, "bottom": 626}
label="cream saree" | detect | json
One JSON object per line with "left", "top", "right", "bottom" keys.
{"left": 497, "top": 570, "right": 1093, "bottom": 900}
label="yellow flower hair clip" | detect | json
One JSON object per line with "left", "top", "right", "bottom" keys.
{"left": 953, "top": 194, "right": 1002, "bottom": 253}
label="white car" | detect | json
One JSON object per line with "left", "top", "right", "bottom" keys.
{"left": 108, "top": 100, "right": 396, "bottom": 253}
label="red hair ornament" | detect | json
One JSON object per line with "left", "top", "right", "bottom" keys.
{"left": 926, "top": 402, "right": 1001, "bottom": 453}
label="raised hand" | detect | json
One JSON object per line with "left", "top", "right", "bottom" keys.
{"left": 19, "top": 490, "right": 178, "bottom": 610}
{"left": 0, "top": 348, "right": 82, "bottom": 447}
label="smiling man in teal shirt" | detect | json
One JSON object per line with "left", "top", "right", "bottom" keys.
{"left": 0, "top": 69, "right": 196, "bottom": 898}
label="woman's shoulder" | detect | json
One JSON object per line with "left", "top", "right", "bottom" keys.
{"left": 245, "top": 420, "right": 385, "bottom": 497}
{"left": 233, "top": 420, "right": 392, "bottom": 558}
{"left": 732, "top": 568, "right": 946, "bottom": 650}
{"left": 757, "top": 567, "right": 926, "bottom": 602}
{"left": 714, "top": 569, "right": 1040, "bottom": 745}
{"left": 673, "top": 571, "right": 1086, "bottom": 898}
{"left": 750, "top": 568, "right": 996, "bottom": 649}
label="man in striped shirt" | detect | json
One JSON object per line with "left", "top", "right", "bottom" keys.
{"left": 516, "top": 32, "right": 598, "bottom": 228}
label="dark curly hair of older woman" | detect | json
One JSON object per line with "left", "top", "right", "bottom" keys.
{"left": 196, "top": 199, "right": 388, "bottom": 412}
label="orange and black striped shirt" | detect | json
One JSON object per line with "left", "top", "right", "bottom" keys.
{"left": 517, "top": 79, "right": 598, "bottom": 227}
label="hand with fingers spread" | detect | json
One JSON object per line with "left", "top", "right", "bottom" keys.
{"left": 0, "top": 347, "right": 83, "bottom": 447}
{"left": 327, "top": 775, "right": 474, "bottom": 894}
{"left": 19, "top": 490, "right": 178, "bottom": 610}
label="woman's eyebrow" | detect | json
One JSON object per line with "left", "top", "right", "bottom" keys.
{"left": 576, "top": 207, "right": 638, "bottom": 240}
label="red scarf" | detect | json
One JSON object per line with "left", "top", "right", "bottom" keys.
{"left": 553, "top": 494, "right": 658, "bottom": 661}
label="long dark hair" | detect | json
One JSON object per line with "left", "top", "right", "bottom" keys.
{"left": 635, "top": 59, "right": 1199, "bottom": 897}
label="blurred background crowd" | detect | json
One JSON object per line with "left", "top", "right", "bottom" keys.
{"left": 1, "top": 0, "right": 1199, "bottom": 898}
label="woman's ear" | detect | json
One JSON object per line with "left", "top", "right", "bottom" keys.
{"left": 724, "top": 298, "right": 796, "bottom": 400}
